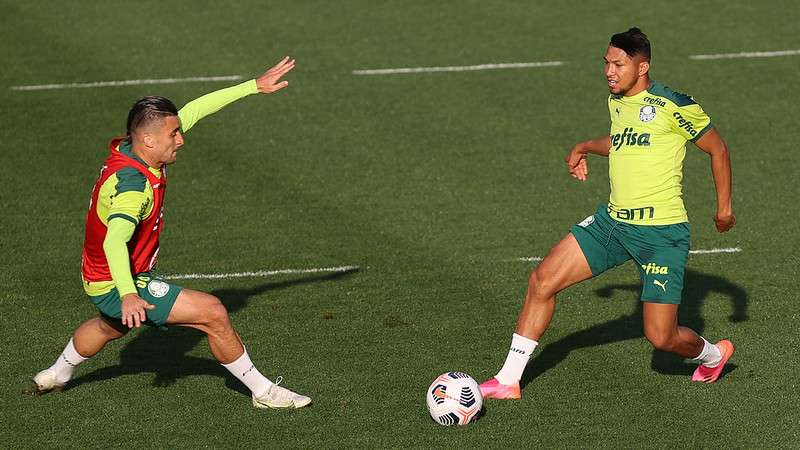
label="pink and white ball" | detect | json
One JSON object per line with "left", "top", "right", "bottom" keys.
{"left": 426, "top": 372, "right": 483, "bottom": 426}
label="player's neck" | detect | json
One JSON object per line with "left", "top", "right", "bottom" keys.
{"left": 623, "top": 76, "right": 652, "bottom": 97}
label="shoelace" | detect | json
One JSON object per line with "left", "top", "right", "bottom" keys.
{"left": 269, "top": 376, "right": 287, "bottom": 400}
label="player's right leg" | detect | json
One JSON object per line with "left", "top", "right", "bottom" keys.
{"left": 166, "top": 288, "right": 311, "bottom": 409}
{"left": 29, "top": 316, "right": 128, "bottom": 394}
{"left": 481, "top": 233, "right": 594, "bottom": 399}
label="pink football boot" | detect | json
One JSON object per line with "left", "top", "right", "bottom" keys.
{"left": 691, "top": 339, "right": 735, "bottom": 383}
{"left": 479, "top": 377, "right": 521, "bottom": 400}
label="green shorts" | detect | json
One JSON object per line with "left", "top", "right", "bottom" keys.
{"left": 570, "top": 204, "right": 690, "bottom": 304}
{"left": 89, "top": 273, "right": 182, "bottom": 327}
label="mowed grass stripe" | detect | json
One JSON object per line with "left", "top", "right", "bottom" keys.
{"left": 10, "top": 47, "right": 797, "bottom": 94}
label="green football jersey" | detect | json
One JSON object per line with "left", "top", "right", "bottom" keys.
{"left": 606, "top": 81, "right": 713, "bottom": 225}
{"left": 83, "top": 79, "right": 259, "bottom": 297}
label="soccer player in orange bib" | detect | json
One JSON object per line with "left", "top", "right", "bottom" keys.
{"left": 480, "top": 28, "right": 736, "bottom": 400}
{"left": 31, "top": 57, "right": 311, "bottom": 409}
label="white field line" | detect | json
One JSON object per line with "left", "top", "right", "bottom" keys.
{"left": 10, "top": 47, "right": 795, "bottom": 91}
{"left": 10, "top": 75, "right": 243, "bottom": 91}
{"left": 517, "top": 257, "right": 544, "bottom": 262}
{"left": 516, "top": 247, "right": 741, "bottom": 262}
{"left": 352, "top": 61, "right": 564, "bottom": 75}
{"left": 688, "top": 247, "right": 742, "bottom": 255}
{"left": 690, "top": 49, "right": 800, "bottom": 60}
{"left": 161, "top": 265, "right": 359, "bottom": 281}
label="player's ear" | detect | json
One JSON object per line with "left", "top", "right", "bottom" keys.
{"left": 142, "top": 132, "right": 156, "bottom": 149}
{"left": 638, "top": 60, "right": 650, "bottom": 77}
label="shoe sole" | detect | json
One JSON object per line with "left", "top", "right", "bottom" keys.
{"left": 23, "top": 382, "right": 64, "bottom": 396}
{"left": 252, "top": 398, "right": 312, "bottom": 409}
{"left": 482, "top": 392, "right": 521, "bottom": 400}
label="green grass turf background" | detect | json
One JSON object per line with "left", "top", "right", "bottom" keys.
{"left": 1, "top": 0, "right": 799, "bottom": 447}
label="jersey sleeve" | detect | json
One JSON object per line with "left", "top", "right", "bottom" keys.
{"left": 178, "top": 79, "right": 259, "bottom": 133}
{"left": 106, "top": 167, "right": 154, "bottom": 226}
{"left": 103, "top": 217, "right": 138, "bottom": 297}
{"left": 671, "top": 102, "right": 713, "bottom": 142}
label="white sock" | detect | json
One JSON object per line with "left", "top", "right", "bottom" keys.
{"left": 692, "top": 338, "right": 723, "bottom": 368}
{"left": 495, "top": 333, "right": 539, "bottom": 385}
{"left": 221, "top": 348, "right": 274, "bottom": 397}
{"left": 49, "top": 338, "right": 88, "bottom": 384}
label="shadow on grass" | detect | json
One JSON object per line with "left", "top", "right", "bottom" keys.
{"left": 520, "top": 268, "right": 747, "bottom": 388}
{"left": 67, "top": 268, "right": 358, "bottom": 395}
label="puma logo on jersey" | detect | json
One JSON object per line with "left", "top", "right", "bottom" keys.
{"left": 653, "top": 279, "right": 669, "bottom": 292}
{"left": 641, "top": 263, "right": 669, "bottom": 275}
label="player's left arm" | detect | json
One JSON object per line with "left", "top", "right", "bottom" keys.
{"left": 565, "top": 135, "right": 611, "bottom": 181}
{"left": 178, "top": 56, "right": 296, "bottom": 133}
{"left": 694, "top": 128, "right": 736, "bottom": 232}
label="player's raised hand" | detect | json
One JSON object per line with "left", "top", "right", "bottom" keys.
{"left": 565, "top": 147, "right": 589, "bottom": 181}
{"left": 121, "top": 293, "right": 155, "bottom": 328}
{"left": 714, "top": 212, "right": 736, "bottom": 233}
{"left": 255, "top": 56, "right": 296, "bottom": 94}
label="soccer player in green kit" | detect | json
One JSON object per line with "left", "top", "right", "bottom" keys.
{"left": 30, "top": 57, "right": 312, "bottom": 409}
{"left": 481, "top": 28, "right": 737, "bottom": 399}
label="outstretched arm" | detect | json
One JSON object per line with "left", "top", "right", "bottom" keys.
{"left": 694, "top": 127, "right": 735, "bottom": 232}
{"left": 178, "top": 56, "right": 296, "bottom": 133}
{"left": 565, "top": 135, "right": 611, "bottom": 181}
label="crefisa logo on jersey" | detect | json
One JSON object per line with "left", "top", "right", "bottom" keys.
{"left": 611, "top": 127, "right": 651, "bottom": 150}
{"left": 639, "top": 105, "right": 657, "bottom": 122}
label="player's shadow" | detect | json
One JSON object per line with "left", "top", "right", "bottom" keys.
{"left": 520, "top": 268, "right": 747, "bottom": 388}
{"left": 67, "top": 268, "right": 358, "bottom": 395}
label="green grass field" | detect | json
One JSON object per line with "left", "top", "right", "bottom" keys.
{"left": 2, "top": 1, "right": 799, "bottom": 447}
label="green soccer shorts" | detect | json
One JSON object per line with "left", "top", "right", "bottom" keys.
{"left": 89, "top": 273, "right": 182, "bottom": 327}
{"left": 570, "top": 204, "right": 690, "bottom": 304}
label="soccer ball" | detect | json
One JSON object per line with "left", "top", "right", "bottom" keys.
{"left": 426, "top": 372, "right": 483, "bottom": 426}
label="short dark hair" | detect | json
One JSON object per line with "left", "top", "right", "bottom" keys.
{"left": 126, "top": 96, "right": 178, "bottom": 136}
{"left": 610, "top": 27, "right": 651, "bottom": 60}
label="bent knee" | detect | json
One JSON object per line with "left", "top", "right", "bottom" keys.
{"left": 645, "top": 331, "right": 675, "bottom": 352}
{"left": 526, "top": 271, "right": 558, "bottom": 301}
{"left": 204, "top": 299, "right": 232, "bottom": 332}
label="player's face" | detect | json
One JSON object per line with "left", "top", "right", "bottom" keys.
{"left": 604, "top": 46, "right": 644, "bottom": 95}
{"left": 150, "top": 115, "right": 184, "bottom": 166}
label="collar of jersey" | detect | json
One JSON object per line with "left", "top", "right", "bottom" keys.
{"left": 611, "top": 81, "right": 660, "bottom": 101}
